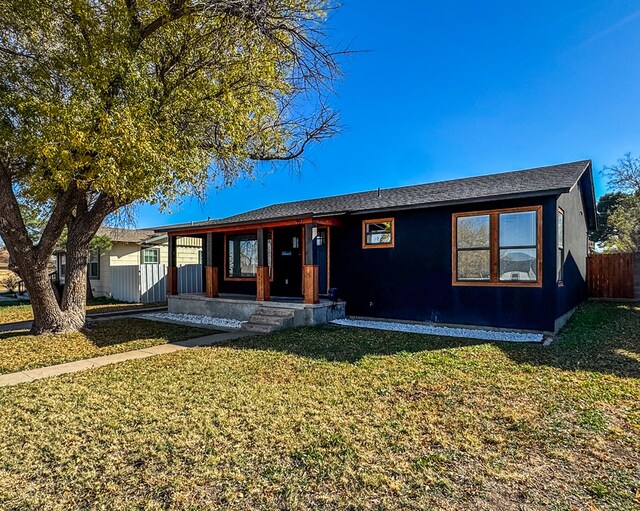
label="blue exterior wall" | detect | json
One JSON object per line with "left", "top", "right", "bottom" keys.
{"left": 202, "top": 179, "right": 591, "bottom": 332}
{"left": 330, "top": 196, "right": 561, "bottom": 332}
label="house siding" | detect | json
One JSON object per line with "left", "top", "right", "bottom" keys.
{"left": 330, "top": 196, "right": 560, "bottom": 332}
{"left": 84, "top": 239, "right": 202, "bottom": 298}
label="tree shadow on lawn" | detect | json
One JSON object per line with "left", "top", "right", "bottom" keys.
{"left": 222, "top": 302, "right": 640, "bottom": 380}
{"left": 0, "top": 319, "right": 208, "bottom": 349}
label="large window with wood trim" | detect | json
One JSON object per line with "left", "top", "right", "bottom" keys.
{"left": 362, "top": 218, "right": 395, "bottom": 248}
{"left": 226, "top": 233, "right": 272, "bottom": 280}
{"left": 453, "top": 206, "right": 542, "bottom": 286}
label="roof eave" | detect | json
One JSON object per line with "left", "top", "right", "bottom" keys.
{"left": 347, "top": 188, "right": 570, "bottom": 216}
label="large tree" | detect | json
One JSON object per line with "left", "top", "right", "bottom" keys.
{"left": 589, "top": 191, "right": 626, "bottom": 245}
{"left": 0, "top": 0, "right": 339, "bottom": 333}
{"left": 602, "top": 153, "right": 640, "bottom": 252}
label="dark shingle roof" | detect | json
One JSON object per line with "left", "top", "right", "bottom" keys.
{"left": 160, "top": 160, "right": 592, "bottom": 232}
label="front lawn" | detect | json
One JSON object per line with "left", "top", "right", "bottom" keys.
{"left": 0, "top": 302, "right": 638, "bottom": 509}
{"left": 0, "top": 319, "right": 210, "bottom": 374}
{"left": 0, "top": 297, "right": 166, "bottom": 325}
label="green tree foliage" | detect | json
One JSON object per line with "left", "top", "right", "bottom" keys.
{"left": 602, "top": 154, "right": 640, "bottom": 252}
{"left": 0, "top": 0, "right": 340, "bottom": 333}
{"left": 589, "top": 192, "right": 626, "bottom": 244}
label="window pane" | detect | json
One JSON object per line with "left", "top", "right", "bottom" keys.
{"left": 143, "top": 249, "right": 158, "bottom": 264}
{"left": 228, "top": 236, "right": 258, "bottom": 278}
{"left": 457, "top": 215, "right": 490, "bottom": 248}
{"left": 499, "top": 248, "right": 537, "bottom": 282}
{"left": 499, "top": 211, "right": 536, "bottom": 247}
{"left": 365, "top": 221, "right": 392, "bottom": 245}
{"left": 457, "top": 250, "right": 490, "bottom": 280}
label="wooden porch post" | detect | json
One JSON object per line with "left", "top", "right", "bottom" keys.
{"left": 167, "top": 234, "right": 178, "bottom": 296}
{"left": 303, "top": 223, "right": 319, "bottom": 304}
{"left": 256, "top": 228, "right": 270, "bottom": 301}
{"left": 205, "top": 233, "right": 219, "bottom": 298}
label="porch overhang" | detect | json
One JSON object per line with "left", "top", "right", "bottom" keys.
{"left": 155, "top": 214, "right": 342, "bottom": 237}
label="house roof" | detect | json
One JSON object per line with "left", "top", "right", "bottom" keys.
{"left": 96, "top": 227, "right": 159, "bottom": 244}
{"left": 159, "top": 160, "right": 594, "bottom": 233}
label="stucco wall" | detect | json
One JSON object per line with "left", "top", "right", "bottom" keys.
{"left": 555, "top": 181, "right": 589, "bottom": 319}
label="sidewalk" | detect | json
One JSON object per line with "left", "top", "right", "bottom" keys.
{"left": 0, "top": 330, "right": 247, "bottom": 388}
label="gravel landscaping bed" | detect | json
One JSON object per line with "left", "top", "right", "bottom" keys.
{"left": 142, "top": 312, "right": 245, "bottom": 330}
{"left": 332, "top": 318, "right": 544, "bottom": 343}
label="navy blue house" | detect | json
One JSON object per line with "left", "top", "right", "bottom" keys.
{"left": 161, "top": 160, "right": 596, "bottom": 332}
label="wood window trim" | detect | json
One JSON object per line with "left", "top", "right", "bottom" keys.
{"left": 223, "top": 230, "right": 275, "bottom": 282}
{"left": 452, "top": 205, "right": 543, "bottom": 288}
{"left": 362, "top": 218, "right": 395, "bottom": 249}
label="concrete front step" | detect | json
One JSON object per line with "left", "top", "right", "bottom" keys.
{"left": 256, "top": 306, "right": 296, "bottom": 318}
{"left": 249, "top": 314, "right": 294, "bottom": 327}
{"left": 241, "top": 322, "right": 278, "bottom": 334}
{"left": 241, "top": 306, "right": 297, "bottom": 334}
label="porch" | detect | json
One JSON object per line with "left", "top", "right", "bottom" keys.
{"left": 162, "top": 217, "right": 346, "bottom": 329}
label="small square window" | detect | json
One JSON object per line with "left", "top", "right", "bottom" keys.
{"left": 362, "top": 218, "right": 394, "bottom": 248}
{"left": 142, "top": 248, "right": 160, "bottom": 264}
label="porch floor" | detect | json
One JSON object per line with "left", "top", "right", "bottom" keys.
{"left": 168, "top": 293, "right": 345, "bottom": 327}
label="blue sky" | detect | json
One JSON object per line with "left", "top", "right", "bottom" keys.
{"left": 138, "top": 0, "right": 640, "bottom": 227}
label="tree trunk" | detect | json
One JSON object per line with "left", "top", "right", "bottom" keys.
{"left": 59, "top": 242, "right": 90, "bottom": 331}
{"left": 24, "top": 266, "right": 70, "bottom": 334}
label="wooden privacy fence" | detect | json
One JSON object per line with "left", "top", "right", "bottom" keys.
{"left": 111, "top": 264, "right": 203, "bottom": 303}
{"left": 587, "top": 253, "right": 636, "bottom": 299}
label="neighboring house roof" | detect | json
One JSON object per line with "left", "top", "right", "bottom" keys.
{"left": 159, "top": 160, "right": 595, "bottom": 232}
{"left": 96, "top": 227, "right": 159, "bottom": 244}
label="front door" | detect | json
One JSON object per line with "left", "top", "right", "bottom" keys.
{"left": 271, "top": 226, "right": 303, "bottom": 297}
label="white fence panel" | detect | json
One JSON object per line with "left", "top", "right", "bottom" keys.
{"left": 141, "top": 264, "right": 167, "bottom": 303}
{"left": 110, "top": 263, "right": 201, "bottom": 304}
{"left": 178, "top": 264, "right": 203, "bottom": 294}
{"left": 111, "top": 266, "right": 141, "bottom": 303}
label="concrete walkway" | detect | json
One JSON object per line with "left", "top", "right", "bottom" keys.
{"left": 0, "top": 330, "right": 248, "bottom": 388}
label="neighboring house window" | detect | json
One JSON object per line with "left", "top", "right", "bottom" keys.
{"left": 226, "top": 233, "right": 272, "bottom": 279}
{"left": 142, "top": 248, "right": 160, "bottom": 264}
{"left": 557, "top": 208, "right": 565, "bottom": 283}
{"left": 452, "top": 206, "right": 542, "bottom": 286}
{"left": 362, "top": 218, "right": 395, "bottom": 248}
{"left": 59, "top": 254, "right": 66, "bottom": 277}
{"left": 88, "top": 250, "right": 100, "bottom": 280}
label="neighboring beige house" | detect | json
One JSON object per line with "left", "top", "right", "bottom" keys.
{"left": 55, "top": 227, "right": 202, "bottom": 301}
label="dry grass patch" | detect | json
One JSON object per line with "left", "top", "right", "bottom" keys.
{"left": 0, "top": 302, "right": 638, "bottom": 510}
{"left": 0, "top": 318, "right": 210, "bottom": 374}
